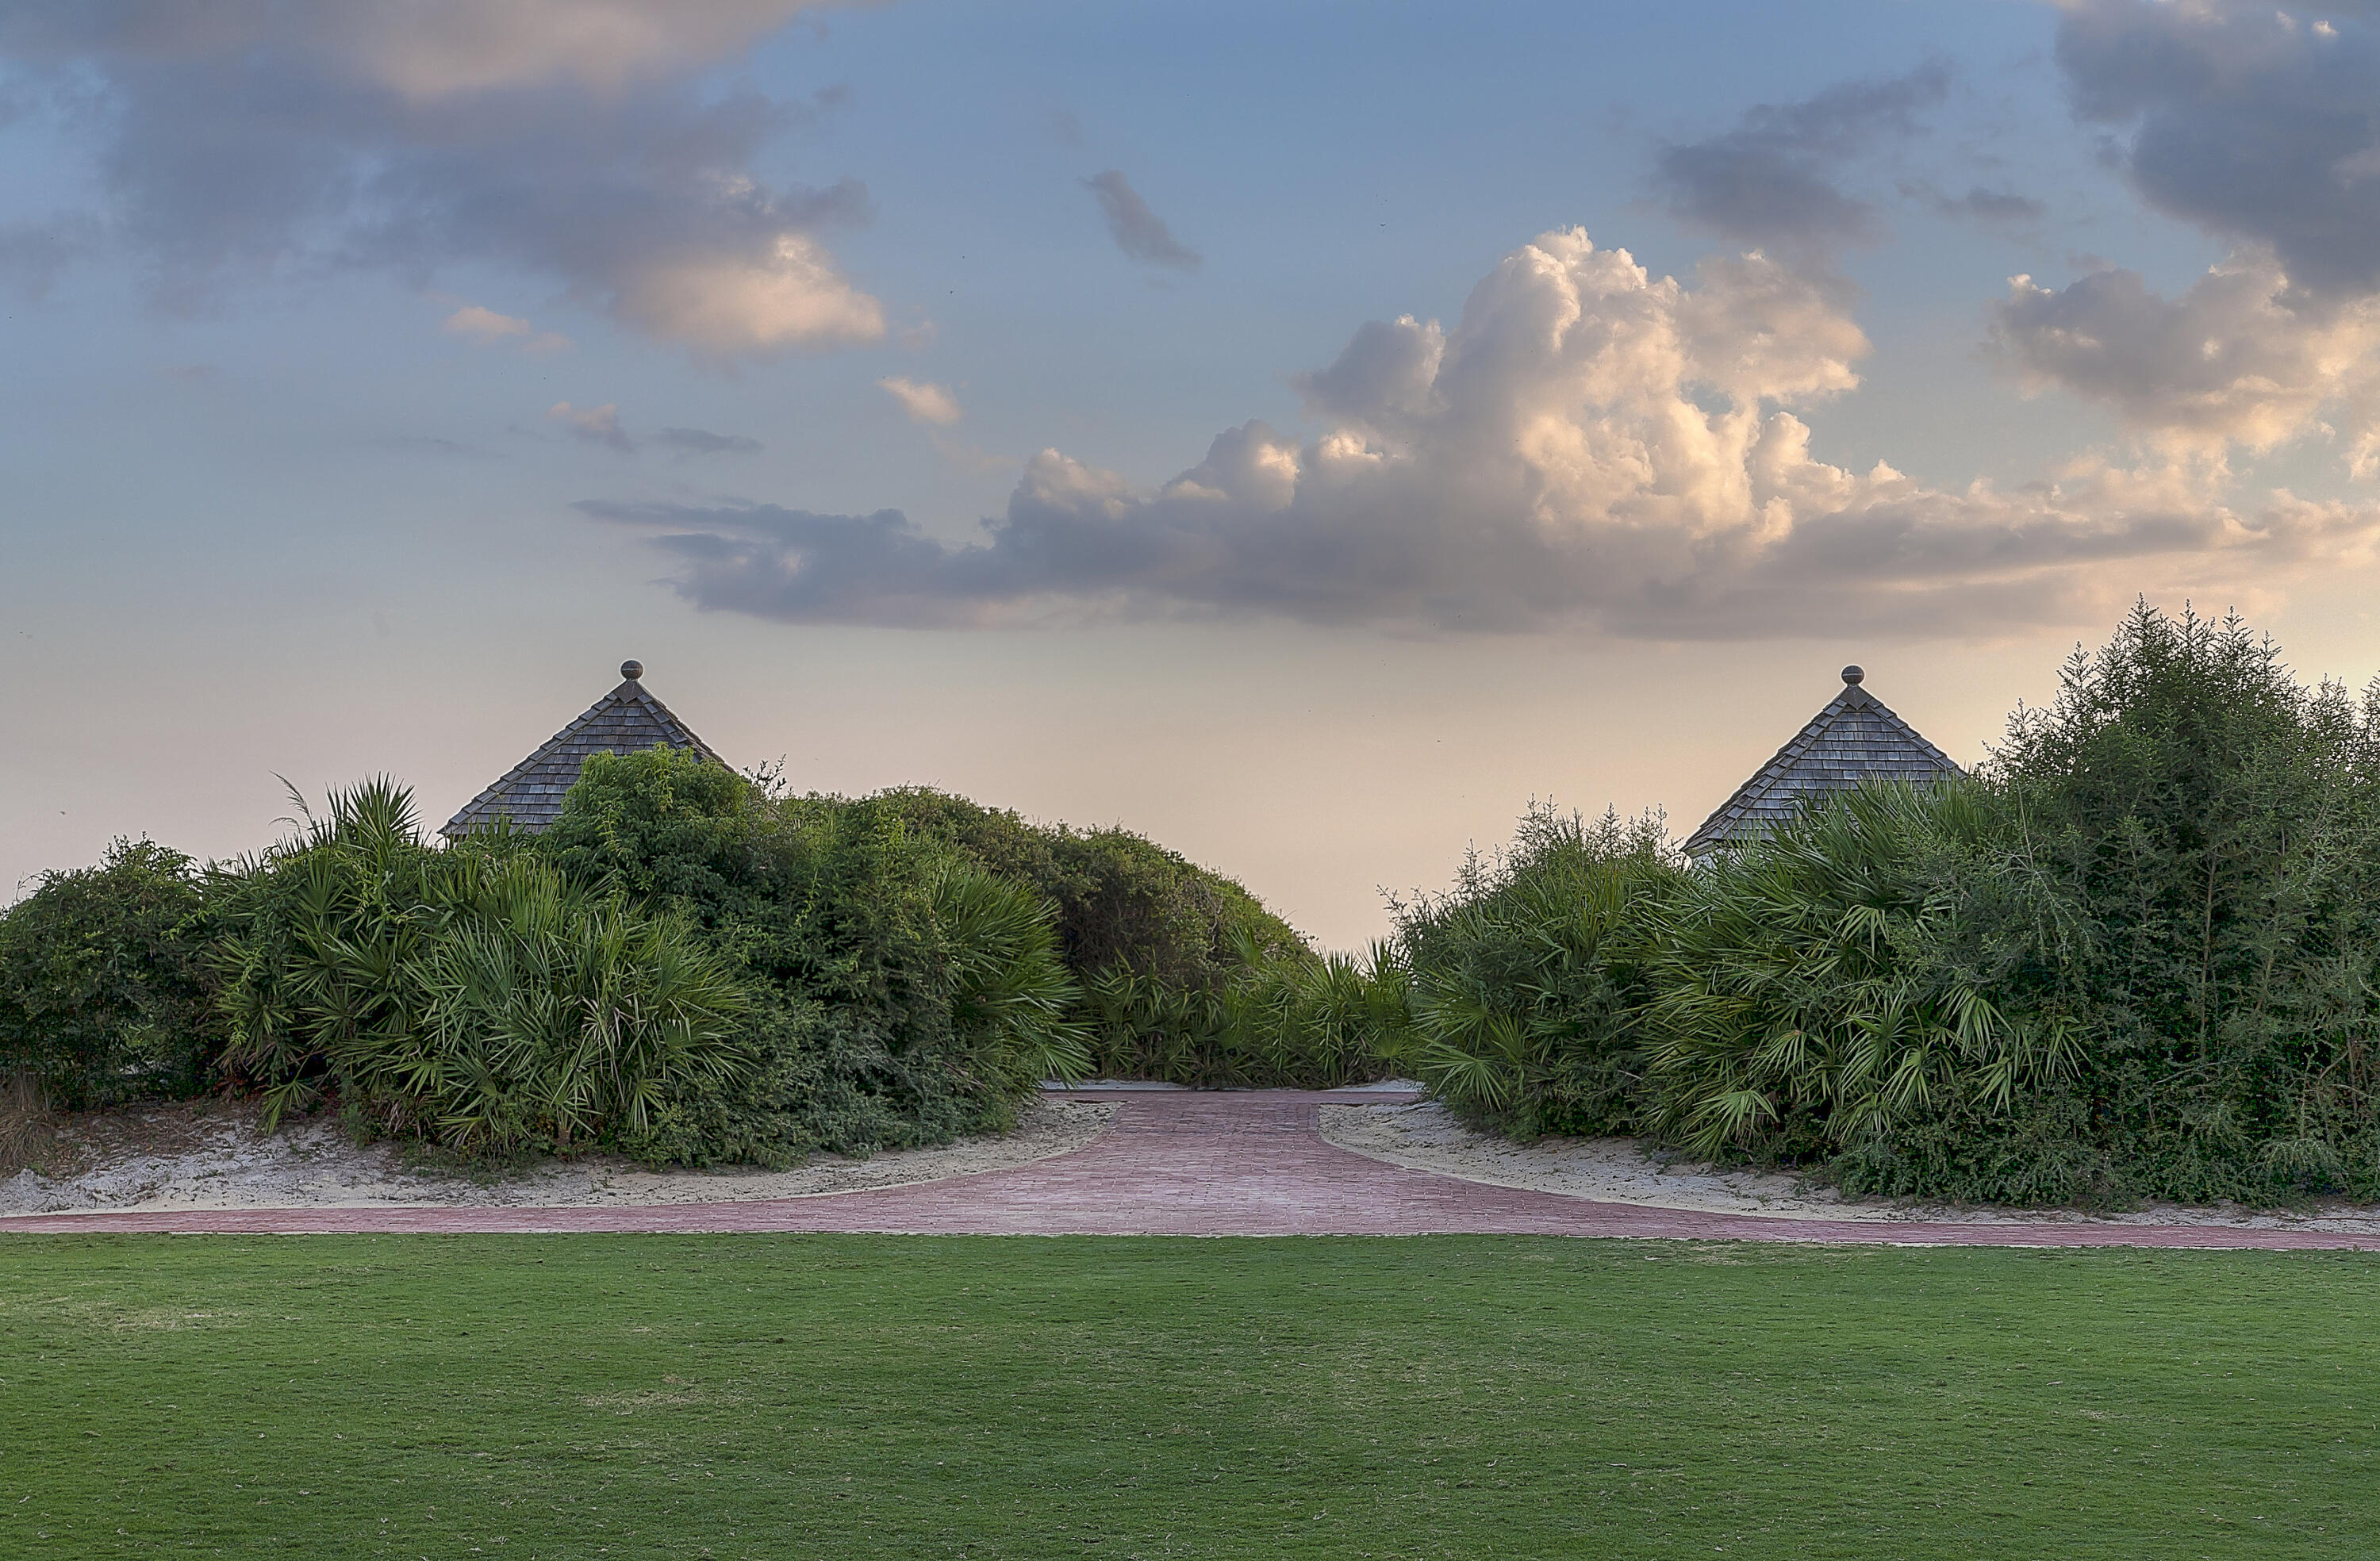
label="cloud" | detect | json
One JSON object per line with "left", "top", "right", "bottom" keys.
{"left": 878, "top": 376, "right": 963, "bottom": 425}
{"left": 654, "top": 426, "right": 763, "bottom": 456}
{"left": 578, "top": 228, "right": 2380, "bottom": 638}
{"left": 549, "top": 401, "right": 631, "bottom": 451}
{"left": 1083, "top": 170, "right": 1202, "bottom": 272}
{"left": 0, "top": 2, "right": 888, "bottom": 358}
{"left": 442, "top": 303, "right": 571, "bottom": 351}
{"left": 1651, "top": 63, "right": 1950, "bottom": 258}
{"left": 0, "top": 215, "right": 97, "bottom": 299}
{"left": 1990, "top": 251, "right": 2380, "bottom": 466}
{"left": 1907, "top": 182, "right": 2046, "bottom": 228}
{"left": 2055, "top": 0, "right": 2380, "bottom": 298}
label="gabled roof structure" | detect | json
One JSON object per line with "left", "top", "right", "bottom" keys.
{"left": 441, "top": 660, "right": 725, "bottom": 839}
{"left": 1681, "top": 665, "right": 1961, "bottom": 859}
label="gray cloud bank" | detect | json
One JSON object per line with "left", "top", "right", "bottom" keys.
{"left": 1990, "top": 3, "right": 2380, "bottom": 466}
{"left": 0, "top": 2, "right": 885, "bottom": 355}
{"left": 1651, "top": 64, "right": 1949, "bottom": 257}
{"left": 2059, "top": 0, "right": 2380, "bottom": 297}
{"left": 583, "top": 229, "right": 2377, "bottom": 639}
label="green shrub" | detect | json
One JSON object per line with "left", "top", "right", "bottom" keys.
{"left": 0, "top": 838, "right": 218, "bottom": 1108}
{"left": 537, "top": 750, "right": 1090, "bottom": 1166}
{"left": 872, "top": 788, "right": 1304, "bottom": 989}
{"left": 1079, "top": 938, "right": 1403, "bottom": 1088}
{"left": 210, "top": 778, "right": 750, "bottom": 1156}
{"left": 1388, "top": 806, "right": 1676, "bottom": 1135}
{"left": 1400, "top": 603, "right": 2380, "bottom": 1207}
{"left": 1875, "top": 604, "right": 2380, "bottom": 1202}
{"left": 1640, "top": 782, "right": 2077, "bottom": 1165}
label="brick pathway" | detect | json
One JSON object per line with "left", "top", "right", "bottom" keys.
{"left": 6, "top": 1089, "right": 2377, "bottom": 1248}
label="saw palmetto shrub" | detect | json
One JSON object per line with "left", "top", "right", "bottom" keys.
{"left": 0, "top": 838, "right": 220, "bottom": 1110}
{"left": 1076, "top": 938, "right": 1403, "bottom": 1088}
{"left": 1639, "top": 783, "right": 2079, "bottom": 1176}
{"left": 536, "top": 750, "right": 1090, "bottom": 1166}
{"left": 209, "top": 779, "right": 750, "bottom": 1156}
{"left": 1387, "top": 805, "right": 1679, "bottom": 1136}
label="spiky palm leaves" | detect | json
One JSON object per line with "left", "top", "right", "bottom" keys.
{"left": 1081, "top": 938, "right": 1403, "bottom": 1088}
{"left": 930, "top": 865, "right": 1092, "bottom": 1091}
{"left": 213, "top": 779, "right": 749, "bottom": 1153}
{"left": 1643, "top": 784, "right": 2075, "bottom": 1161}
{"left": 1391, "top": 806, "right": 1675, "bottom": 1134}
{"left": 1401, "top": 856, "right": 1660, "bottom": 1129}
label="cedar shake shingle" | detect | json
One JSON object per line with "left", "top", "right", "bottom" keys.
{"left": 1681, "top": 665, "right": 1962, "bottom": 859}
{"left": 440, "top": 660, "right": 726, "bottom": 839}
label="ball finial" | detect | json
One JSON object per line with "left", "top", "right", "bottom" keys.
{"left": 1841, "top": 664, "right": 1864, "bottom": 685}
{"left": 620, "top": 659, "right": 644, "bottom": 682}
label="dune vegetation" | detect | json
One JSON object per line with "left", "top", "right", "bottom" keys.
{"left": 9, "top": 602, "right": 2380, "bottom": 1206}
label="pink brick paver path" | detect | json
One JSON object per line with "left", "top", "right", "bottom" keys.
{"left": 7, "top": 1088, "right": 2378, "bottom": 1249}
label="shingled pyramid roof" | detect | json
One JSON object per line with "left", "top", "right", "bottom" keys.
{"left": 1682, "top": 665, "right": 1962, "bottom": 858}
{"left": 441, "top": 660, "right": 726, "bottom": 839}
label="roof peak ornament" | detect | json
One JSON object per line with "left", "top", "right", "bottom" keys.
{"left": 1841, "top": 664, "right": 1864, "bottom": 685}
{"left": 620, "top": 659, "right": 644, "bottom": 681}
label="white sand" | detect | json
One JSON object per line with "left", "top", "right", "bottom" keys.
{"left": 1322, "top": 1099, "right": 2380, "bottom": 1234}
{"left": 0, "top": 1096, "right": 1113, "bottom": 1218}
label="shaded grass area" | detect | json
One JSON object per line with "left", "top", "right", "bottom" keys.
{"left": 2, "top": 1236, "right": 2375, "bottom": 1558}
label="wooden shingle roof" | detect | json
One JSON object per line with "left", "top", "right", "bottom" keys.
{"left": 441, "top": 661, "right": 725, "bottom": 839}
{"left": 1681, "top": 665, "right": 1962, "bottom": 858}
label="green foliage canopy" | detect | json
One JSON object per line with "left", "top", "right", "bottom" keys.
{"left": 0, "top": 838, "right": 217, "bottom": 1107}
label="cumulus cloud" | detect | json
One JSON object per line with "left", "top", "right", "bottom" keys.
{"left": 0, "top": 2, "right": 887, "bottom": 357}
{"left": 1083, "top": 171, "right": 1202, "bottom": 272}
{"left": 1652, "top": 64, "right": 1949, "bottom": 258}
{"left": 878, "top": 377, "right": 963, "bottom": 425}
{"left": 1987, "top": 6, "right": 2380, "bottom": 473}
{"left": 655, "top": 426, "right": 763, "bottom": 456}
{"left": 549, "top": 401, "right": 631, "bottom": 451}
{"left": 1991, "top": 251, "right": 2380, "bottom": 466}
{"left": 579, "top": 228, "right": 2379, "bottom": 638}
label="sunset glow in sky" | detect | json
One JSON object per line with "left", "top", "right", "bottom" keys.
{"left": 10, "top": 1, "right": 2380, "bottom": 946}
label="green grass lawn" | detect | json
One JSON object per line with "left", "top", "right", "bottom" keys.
{"left": 1, "top": 1236, "right": 2374, "bottom": 1558}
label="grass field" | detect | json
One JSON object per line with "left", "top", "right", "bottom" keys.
{"left": 2, "top": 1235, "right": 2374, "bottom": 1558}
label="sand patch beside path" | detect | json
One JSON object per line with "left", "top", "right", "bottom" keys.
{"left": 1322, "top": 1099, "right": 2380, "bottom": 1236}
{"left": 0, "top": 1096, "right": 1114, "bottom": 1218}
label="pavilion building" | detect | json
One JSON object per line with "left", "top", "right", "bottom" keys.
{"left": 1680, "top": 665, "right": 1963, "bottom": 859}
{"left": 441, "top": 660, "right": 725, "bottom": 839}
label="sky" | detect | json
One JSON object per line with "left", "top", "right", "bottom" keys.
{"left": 9, "top": 0, "right": 2380, "bottom": 948}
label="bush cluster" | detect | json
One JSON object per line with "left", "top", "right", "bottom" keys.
{"left": 0, "top": 838, "right": 217, "bottom": 1109}
{"left": 1398, "top": 604, "right": 2380, "bottom": 1205}
{"left": 0, "top": 743, "right": 1358, "bottom": 1164}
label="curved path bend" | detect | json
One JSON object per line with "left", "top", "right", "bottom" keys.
{"left": 6, "top": 1090, "right": 2376, "bottom": 1249}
